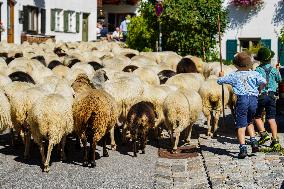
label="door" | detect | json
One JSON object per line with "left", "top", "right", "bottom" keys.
{"left": 82, "top": 13, "right": 89, "bottom": 42}
{"left": 260, "top": 39, "right": 271, "bottom": 49}
{"left": 7, "top": 1, "right": 14, "bottom": 43}
{"left": 278, "top": 38, "right": 284, "bottom": 66}
{"left": 226, "top": 40, "right": 237, "bottom": 61}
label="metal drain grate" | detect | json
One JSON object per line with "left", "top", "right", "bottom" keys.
{"left": 158, "top": 145, "right": 199, "bottom": 159}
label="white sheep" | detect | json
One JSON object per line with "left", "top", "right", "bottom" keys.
{"left": 0, "top": 89, "right": 13, "bottom": 133}
{"left": 163, "top": 89, "right": 202, "bottom": 152}
{"left": 28, "top": 94, "right": 74, "bottom": 172}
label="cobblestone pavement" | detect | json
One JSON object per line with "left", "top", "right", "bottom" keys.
{"left": 0, "top": 115, "right": 284, "bottom": 188}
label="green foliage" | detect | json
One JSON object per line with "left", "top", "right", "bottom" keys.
{"left": 126, "top": 0, "right": 228, "bottom": 56}
{"left": 280, "top": 26, "right": 284, "bottom": 43}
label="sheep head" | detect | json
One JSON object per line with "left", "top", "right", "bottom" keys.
{"left": 71, "top": 73, "right": 94, "bottom": 95}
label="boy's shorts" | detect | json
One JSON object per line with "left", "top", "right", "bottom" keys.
{"left": 255, "top": 93, "right": 276, "bottom": 120}
{"left": 235, "top": 95, "right": 258, "bottom": 128}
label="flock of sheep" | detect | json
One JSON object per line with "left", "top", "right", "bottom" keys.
{"left": 0, "top": 39, "right": 263, "bottom": 172}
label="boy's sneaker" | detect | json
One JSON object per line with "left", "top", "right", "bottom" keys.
{"left": 251, "top": 139, "right": 259, "bottom": 153}
{"left": 270, "top": 138, "right": 281, "bottom": 150}
{"left": 238, "top": 145, "right": 248, "bottom": 159}
{"left": 258, "top": 131, "right": 270, "bottom": 145}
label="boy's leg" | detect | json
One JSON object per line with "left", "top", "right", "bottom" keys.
{"left": 247, "top": 96, "right": 259, "bottom": 152}
{"left": 237, "top": 127, "right": 246, "bottom": 145}
{"left": 235, "top": 95, "right": 249, "bottom": 159}
{"left": 268, "top": 119, "right": 278, "bottom": 139}
{"left": 255, "top": 96, "right": 270, "bottom": 145}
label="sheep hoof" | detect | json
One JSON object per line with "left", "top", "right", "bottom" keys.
{"left": 103, "top": 151, "right": 109, "bottom": 157}
{"left": 207, "top": 132, "right": 213, "bottom": 137}
{"left": 111, "top": 144, "right": 117, "bottom": 151}
{"left": 24, "top": 155, "right": 30, "bottom": 161}
{"left": 171, "top": 149, "right": 178, "bottom": 154}
{"left": 212, "top": 132, "right": 218, "bottom": 138}
{"left": 82, "top": 161, "right": 89, "bottom": 167}
{"left": 133, "top": 154, "right": 137, "bottom": 157}
{"left": 141, "top": 150, "right": 145, "bottom": 154}
{"left": 43, "top": 165, "right": 50, "bottom": 173}
{"left": 90, "top": 161, "right": 96, "bottom": 168}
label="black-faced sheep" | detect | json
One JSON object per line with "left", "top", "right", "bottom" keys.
{"left": 126, "top": 101, "right": 157, "bottom": 157}
{"left": 158, "top": 70, "right": 176, "bottom": 84}
{"left": 176, "top": 55, "right": 204, "bottom": 74}
{"left": 87, "top": 61, "right": 104, "bottom": 71}
{"left": 48, "top": 60, "right": 63, "bottom": 70}
{"left": 8, "top": 71, "right": 36, "bottom": 84}
{"left": 72, "top": 74, "right": 118, "bottom": 167}
{"left": 31, "top": 56, "right": 46, "bottom": 67}
{"left": 122, "top": 65, "right": 139, "bottom": 72}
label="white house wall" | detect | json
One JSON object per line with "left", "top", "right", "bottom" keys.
{"left": 13, "top": 0, "right": 97, "bottom": 44}
{"left": 222, "top": 0, "right": 283, "bottom": 62}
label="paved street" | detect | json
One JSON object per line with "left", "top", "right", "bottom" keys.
{"left": 0, "top": 114, "right": 284, "bottom": 189}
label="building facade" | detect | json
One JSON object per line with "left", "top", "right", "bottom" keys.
{"left": 0, "top": 0, "right": 97, "bottom": 44}
{"left": 100, "top": 0, "right": 139, "bottom": 32}
{"left": 222, "top": 0, "right": 284, "bottom": 65}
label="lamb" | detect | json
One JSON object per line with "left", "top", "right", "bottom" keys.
{"left": 126, "top": 101, "right": 157, "bottom": 157}
{"left": 198, "top": 78, "right": 230, "bottom": 136}
{"left": 27, "top": 94, "right": 74, "bottom": 172}
{"left": 72, "top": 74, "right": 118, "bottom": 167}
{"left": 163, "top": 89, "right": 202, "bottom": 152}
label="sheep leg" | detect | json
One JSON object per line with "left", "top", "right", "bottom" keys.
{"left": 133, "top": 139, "right": 137, "bottom": 157}
{"left": 43, "top": 142, "right": 54, "bottom": 173}
{"left": 24, "top": 130, "right": 31, "bottom": 160}
{"left": 213, "top": 111, "right": 221, "bottom": 137}
{"left": 172, "top": 131, "right": 180, "bottom": 154}
{"left": 38, "top": 142, "right": 46, "bottom": 166}
{"left": 75, "top": 135, "right": 81, "bottom": 150}
{"left": 206, "top": 113, "right": 212, "bottom": 136}
{"left": 90, "top": 139, "right": 97, "bottom": 168}
{"left": 10, "top": 128, "right": 14, "bottom": 147}
{"left": 81, "top": 133, "right": 88, "bottom": 167}
{"left": 103, "top": 134, "right": 109, "bottom": 157}
{"left": 185, "top": 124, "right": 193, "bottom": 144}
{"left": 60, "top": 135, "right": 67, "bottom": 161}
{"left": 141, "top": 132, "right": 147, "bottom": 154}
{"left": 110, "top": 127, "right": 116, "bottom": 150}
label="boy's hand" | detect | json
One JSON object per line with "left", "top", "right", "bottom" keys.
{"left": 219, "top": 71, "right": 224, "bottom": 77}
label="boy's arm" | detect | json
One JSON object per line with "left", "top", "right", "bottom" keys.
{"left": 217, "top": 72, "right": 233, "bottom": 85}
{"left": 275, "top": 69, "right": 282, "bottom": 83}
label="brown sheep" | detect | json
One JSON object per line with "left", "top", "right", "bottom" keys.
{"left": 126, "top": 101, "right": 157, "bottom": 157}
{"left": 72, "top": 74, "right": 118, "bottom": 167}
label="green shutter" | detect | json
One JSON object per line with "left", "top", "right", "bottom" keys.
{"left": 278, "top": 38, "right": 284, "bottom": 66}
{"left": 76, "top": 12, "right": 80, "bottom": 33}
{"left": 41, "top": 9, "right": 46, "bottom": 34}
{"left": 23, "top": 6, "right": 29, "bottom": 32}
{"left": 64, "top": 11, "right": 69, "bottom": 32}
{"left": 260, "top": 39, "right": 271, "bottom": 49}
{"left": 50, "top": 9, "right": 56, "bottom": 31}
{"left": 226, "top": 40, "right": 237, "bottom": 61}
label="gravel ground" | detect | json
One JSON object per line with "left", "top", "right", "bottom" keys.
{"left": 0, "top": 113, "right": 284, "bottom": 189}
{"left": 0, "top": 131, "right": 158, "bottom": 189}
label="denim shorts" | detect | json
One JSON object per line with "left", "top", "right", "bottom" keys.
{"left": 235, "top": 95, "right": 258, "bottom": 128}
{"left": 255, "top": 94, "right": 276, "bottom": 119}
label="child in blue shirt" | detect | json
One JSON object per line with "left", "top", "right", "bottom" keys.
{"left": 254, "top": 47, "right": 282, "bottom": 149}
{"left": 217, "top": 52, "right": 266, "bottom": 159}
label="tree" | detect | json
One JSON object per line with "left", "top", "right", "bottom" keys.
{"left": 127, "top": 0, "right": 228, "bottom": 57}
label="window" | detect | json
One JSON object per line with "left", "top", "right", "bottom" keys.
{"left": 67, "top": 11, "right": 76, "bottom": 33}
{"left": 239, "top": 38, "right": 261, "bottom": 55}
{"left": 55, "top": 10, "right": 63, "bottom": 31}
{"left": 23, "top": 6, "right": 45, "bottom": 34}
{"left": 51, "top": 9, "right": 63, "bottom": 32}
